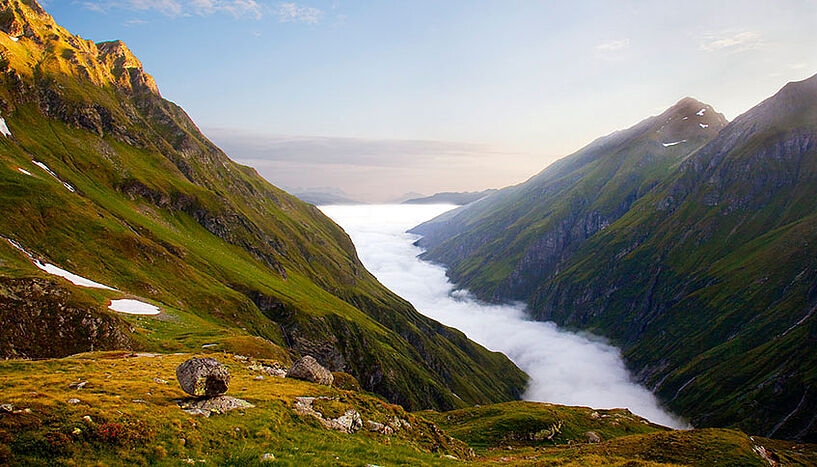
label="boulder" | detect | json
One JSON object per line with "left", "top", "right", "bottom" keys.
{"left": 176, "top": 357, "right": 231, "bottom": 397}
{"left": 286, "top": 356, "right": 333, "bottom": 386}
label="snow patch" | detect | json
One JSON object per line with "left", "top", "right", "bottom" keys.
{"left": 108, "top": 299, "right": 160, "bottom": 315}
{"left": 699, "top": 123, "right": 709, "bottom": 128}
{"left": 18, "top": 168, "right": 31, "bottom": 176}
{"left": 8, "top": 35, "right": 18, "bottom": 42}
{"left": 662, "top": 140, "right": 687, "bottom": 147}
{"left": 696, "top": 108, "right": 706, "bottom": 116}
{"left": 32, "top": 160, "right": 75, "bottom": 192}
{"left": 4, "top": 238, "right": 116, "bottom": 290}
{"left": 0, "top": 116, "right": 11, "bottom": 137}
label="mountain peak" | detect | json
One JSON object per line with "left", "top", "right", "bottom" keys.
{"left": 0, "top": 0, "right": 160, "bottom": 97}
{"left": 0, "top": 0, "right": 58, "bottom": 38}
{"left": 96, "top": 40, "right": 160, "bottom": 95}
{"left": 649, "top": 97, "right": 728, "bottom": 141}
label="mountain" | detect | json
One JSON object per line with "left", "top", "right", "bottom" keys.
{"left": 388, "top": 191, "right": 426, "bottom": 203}
{"left": 412, "top": 97, "right": 727, "bottom": 301}
{"left": 0, "top": 0, "right": 526, "bottom": 411}
{"left": 402, "top": 189, "right": 498, "bottom": 205}
{"left": 412, "top": 75, "right": 817, "bottom": 440}
{"left": 289, "top": 188, "right": 363, "bottom": 205}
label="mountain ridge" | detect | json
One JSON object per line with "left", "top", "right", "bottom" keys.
{"left": 0, "top": 0, "right": 527, "bottom": 412}
{"left": 411, "top": 73, "right": 817, "bottom": 440}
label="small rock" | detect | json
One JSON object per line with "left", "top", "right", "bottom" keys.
{"left": 0, "top": 404, "right": 12, "bottom": 413}
{"left": 586, "top": 431, "right": 602, "bottom": 443}
{"left": 82, "top": 415, "right": 93, "bottom": 423}
{"left": 261, "top": 453, "right": 275, "bottom": 462}
{"left": 132, "top": 399, "right": 148, "bottom": 404}
{"left": 286, "top": 356, "right": 333, "bottom": 386}
{"left": 444, "top": 455, "right": 458, "bottom": 460}
{"left": 72, "top": 428, "right": 82, "bottom": 435}
{"left": 153, "top": 378, "right": 168, "bottom": 384}
{"left": 176, "top": 358, "right": 231, "bottom": 397}
{"left": 67, "top": 398, "right": 81, "bottom": 405}
{"left": 365, "top": 420, "right": 394, "bottom": 435}
{"left": 255, "top": 376, "right": 265, "bottom": 380}
{"left": 590, "top": 411, "right": 600, "bottom": 419}
{"left": 69, "top": 381, "right": 88, "bottom": 390}
{"left": 178, "top": 395, "right": 255, "bottom": 417}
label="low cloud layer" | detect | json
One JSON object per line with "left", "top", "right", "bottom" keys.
{"left": 322, "top": 204, "right": 688, "bottom": 428}
{"left": 206, "top": 129, "right": 545, "bottom": 202}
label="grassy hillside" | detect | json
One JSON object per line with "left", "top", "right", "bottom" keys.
{"left": 2, "top": 351, "right": 813, "bottom": 466}
{"left": 0, "top": 0, "right": 526, "bottom": 411}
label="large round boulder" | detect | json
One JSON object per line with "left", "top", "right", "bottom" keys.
{"left": 176, "top": 357, "right": 231, "bottom": 397}
{"left": 286, "top": 356, "right": 333, "bottom": 386}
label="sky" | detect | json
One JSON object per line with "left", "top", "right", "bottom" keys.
{"left": 42, "top": 0, "right": 817, "bottom": 201}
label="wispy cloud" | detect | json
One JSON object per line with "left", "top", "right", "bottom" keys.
{"left": 124, "top": 18, "right": 148, "bottom": 26}
{"left": 595, "top": 39, "right": 630, "bottom": 52}
{"left": 274, "top": 2, "right": 322, "bottom": 23}
{"left": 82, "top": 0, "right": 323, "bottom": 21}
{"left": 698, "top": 31, "right": 763, "bottom": 53}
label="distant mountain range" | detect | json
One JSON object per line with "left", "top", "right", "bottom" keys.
{"left": 402, "top": 189, "right": 498, "bottom": 205}
{"left": 413, "top": 76, "right": 817, "bottom": 442}
{"left": 287, "top": 187, "right": 364, "bottom": 205}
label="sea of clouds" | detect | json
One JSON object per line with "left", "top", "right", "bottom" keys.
{"left": 321, "top": 203, "right": 688, "bottom": 429}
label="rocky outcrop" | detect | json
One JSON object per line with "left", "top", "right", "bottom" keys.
{"left": 175, "top": 358, "right": 231, "bottom": 397}
{"left": 177, "top": 395, "right": 254, "bottom": 417}
{"left": 0, "top": 277, "right": 133, "bottom": 358}
{"left": 293, "top": 396, "right": 362, "bottom": 433}
{"left": 287, "top": 356, "right": 333, "bottom": 386}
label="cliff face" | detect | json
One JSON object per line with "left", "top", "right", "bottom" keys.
{"left": 412, "top": 74, "right": 817, "bottom": 440}
{"left": 0, "top": 0, "right": 527, "bottom": 410}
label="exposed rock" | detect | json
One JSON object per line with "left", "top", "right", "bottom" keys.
{"left": 261, "top": 453, "right": 275, "bottom": 462}
{"left": 365, "top": 420, "right": 394, "bottom": 435}
{"left": 177, "top": 395, "right": 254, "bottom": 417}
{"left": 323, "top": 409, "right": 362, "bottom": 433}
{"left": 69, "top": 381, "right": 87, "bottom": 390}
{"left": 293, "top": 396, "right": 362, "bottom": 433}
{"left": 153, "top": 378, "right": 168, "bottom": 384}
{"left": 0, "top": 404, "right": 12, "bottom": 413}
{"left": 67, "top": 398, "right": 80, "bottom": 404}
{"left": 286, "top": 356, "right": 333, "bottom": 386}
{"left": 248, "top": 361, "right": 287, "bottom": 378}
{"left": 388, "top": 416, "right": 412, "bottom": 431}
{"left": 586, "top": 431, "right": 602, "bottom": 443}
{"left": 175, "top": 357, "right": 230, "bottom": 397}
